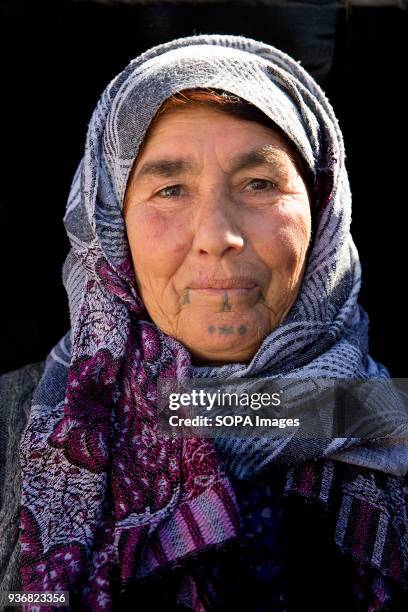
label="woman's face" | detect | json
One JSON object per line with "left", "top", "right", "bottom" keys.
{"left": 124, "top": 106, "right": 311, "bottom": 365}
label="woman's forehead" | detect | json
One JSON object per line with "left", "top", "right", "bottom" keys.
{"left": 130, "top": 104, "right": 311, "bottom": 191}
{"left": 141, "top": 105, "right": 292, "bottom": 153}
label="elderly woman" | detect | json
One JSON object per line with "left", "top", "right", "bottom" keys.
{"left": 0, "top": 35, "right": 407, "bottom": 612}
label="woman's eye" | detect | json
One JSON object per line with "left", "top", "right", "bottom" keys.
{"left": 246, "top": 178, "right": 277, "bottom": 192}
{"left": 156, "top": 185, "right": 183, "bottom": 198}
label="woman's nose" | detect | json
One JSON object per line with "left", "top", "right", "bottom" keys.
{"left": 191, "top": 192, "right": 244, "bottom": 257}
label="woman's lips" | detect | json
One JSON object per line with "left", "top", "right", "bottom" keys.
{"left": 186, "top": 281, "right": 260, "bottom": 306}
{"left": 185, "top": 278, "right": 261, "bottom": 306}
{"left": 188, "top": 277, "right": 258, "bottom": 290}
{"left": 193, "top": 287, "right": 256, "bottom": 295}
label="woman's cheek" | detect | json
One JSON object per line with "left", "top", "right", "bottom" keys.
{"left": 127, "top": 206, "right": 189, "bottom": 275}
{"left": 255, "top": 205, "right": 310, "bottom": 273}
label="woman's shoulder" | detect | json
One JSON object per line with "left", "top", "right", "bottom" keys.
{"left": 0, "top": 360, "right": 45, "bottom": 405}
{"left": 0, "top": 361, "right": 45, "bottom": 498}
{"left": 0, "top": 361, "right": 45, "bottom": 604}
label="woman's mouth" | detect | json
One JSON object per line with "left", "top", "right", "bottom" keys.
{"left": 188, "top": 277, "right": 258, "bottom": 290}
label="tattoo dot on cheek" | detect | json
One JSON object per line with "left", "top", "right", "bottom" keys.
{"left": 257, "top": 290, "right": 265, "bottom": 304}
{"left": 182, "top": 289, "right": 190, "bottom": 305}
{"left": 238, "top": 325, "right": 247, "bottom": 335}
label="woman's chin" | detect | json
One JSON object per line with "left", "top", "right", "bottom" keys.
{"left": 177, "top": 310, "right": 270, "bottom": 365}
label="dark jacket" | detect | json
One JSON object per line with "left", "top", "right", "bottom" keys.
{"left": 0, "top": 362, "right": 45, "bottom": 610}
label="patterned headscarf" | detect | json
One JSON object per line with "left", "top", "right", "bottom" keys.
{"left": 19, "top": 35, "right": 408, "bottom": 610}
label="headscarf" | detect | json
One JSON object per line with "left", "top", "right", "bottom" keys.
{"left": 19, "top": 35, "right": 408, "bottom": 611}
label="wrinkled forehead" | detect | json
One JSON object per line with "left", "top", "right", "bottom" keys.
{"left": 102, "top": 45, "right": 317, "bottom": 207}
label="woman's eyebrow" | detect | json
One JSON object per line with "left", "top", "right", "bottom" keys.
{"left": 229, "top": 145, "right": 291, "bottom": 174}
{"left": 136, "top": 158, "right": 195, "bottom": 179}
{"left": 135, "top": 145, "right": 290, "bottom": 180}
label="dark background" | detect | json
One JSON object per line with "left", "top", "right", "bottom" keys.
{"left": 1, "top": 1, "right": 407, "bottom": 375}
